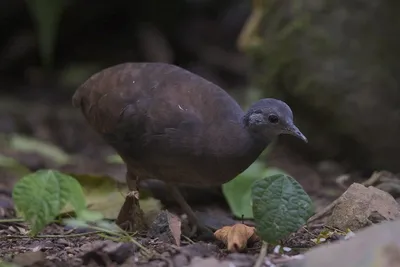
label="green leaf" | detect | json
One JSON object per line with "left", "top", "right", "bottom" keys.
{"left": 12, "top": 169, "right": 87, "bottom": 235}
{"left": 251, "top": 174, "right": 314, "bottom": 243}
{"left": 76, "top": 209, "right": 104, "bottom": 222}
{"left": 63, "top": 218, "right": 89, "bottom": 229}
{"left": 222, "top": 162, "right": 287, "bottom": 219}
{"left": 105, "top": 154, "right": 124, "bottom": 164}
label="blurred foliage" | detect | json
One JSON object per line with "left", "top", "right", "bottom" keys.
{"left": 241, "top": 0, "right": 400, "bottom": 172}
{"left": 0, "top": 154, "right": 30, "bottom": 176}
{"left": 242, "top": 0, "right": 314, "bottom": 96}
{"left": 58, "top": 63, "right": 102, "bottom": 88}
{"left": 26, "top": 0, "right": 67, "bottom": 69}
{"left": 106, "top": 154, "right": 124, "bottom": 164}
{"left": 0, "top": 133, "right": 71, "bottom": 165}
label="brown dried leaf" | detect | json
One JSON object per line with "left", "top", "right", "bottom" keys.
{"left": 214, "top": 223, "right": 259, "bottom": 252}
{"left": 167, "top": 212, "right": 182, "bottom": 246}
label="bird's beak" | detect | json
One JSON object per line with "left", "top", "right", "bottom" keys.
{"left": 286, "top": 125, "right": 308, "bottom": 143}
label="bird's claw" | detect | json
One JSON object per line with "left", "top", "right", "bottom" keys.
{"left": 127, "top": 190, "right": 140, "bottom": 199}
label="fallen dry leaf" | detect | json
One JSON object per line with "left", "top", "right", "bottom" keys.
{"left": 214, "top": 223, "right": 259, "bottom": 252}
{"left": 167, "top": 212, "right": 182, "bottom": 246}
{"left": 147, "top": 210, "right": 182, "bottom": 246}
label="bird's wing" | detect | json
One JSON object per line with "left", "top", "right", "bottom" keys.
{"left": 72, "top": 66, "right": 206, "bottom": 158}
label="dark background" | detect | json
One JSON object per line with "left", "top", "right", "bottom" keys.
{"left": 2, "top": 0, "right": 400, "bottom": 196}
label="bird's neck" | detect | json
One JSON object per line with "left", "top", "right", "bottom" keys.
{"left": 239, "top": 121, "right": 269, "bottom": 161}
{"left": 216, "top": 119, "right": 269, "bottom": 178}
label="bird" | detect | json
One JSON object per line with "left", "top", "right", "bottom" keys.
{"left": 72, "top": 62, "right": 307, "bottom": 235}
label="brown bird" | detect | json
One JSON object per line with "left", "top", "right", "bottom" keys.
{"left": 72, "top": 62, "right": 307, "bottom": 235}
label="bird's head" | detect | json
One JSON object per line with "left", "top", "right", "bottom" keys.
{"left": 244, "top": 98, "right": 307, "bottom": 143}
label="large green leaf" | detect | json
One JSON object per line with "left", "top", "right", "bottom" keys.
{"left": 251, "top": 174, "right": 314, "bottom": 243}
{"left": 12, "top": 170, "right": 87, "bottom": 235}
{"left": 222, "top": 161, "right": 287, "bottom": 219}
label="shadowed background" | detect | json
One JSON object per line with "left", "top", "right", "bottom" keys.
{"left": 1, "top": 0, "right": 400, "bottom": 203}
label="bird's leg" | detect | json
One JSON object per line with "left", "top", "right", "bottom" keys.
{"left": 116, "top": 170, "right": 146, "bottom": 232}
{"left": 167, "top": 184, "right": 214, "bottom": 238}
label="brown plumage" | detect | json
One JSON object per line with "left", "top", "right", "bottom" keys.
{"left": 72, "top": 62, "right": 307, "bottom": 234}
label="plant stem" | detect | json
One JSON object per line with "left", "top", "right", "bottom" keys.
{"left": 253, "top": 241, "right": 268, "bottom": 267}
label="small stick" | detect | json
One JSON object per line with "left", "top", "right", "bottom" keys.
{"left": 253, "top": 241, "right": 268, "bottom": 267}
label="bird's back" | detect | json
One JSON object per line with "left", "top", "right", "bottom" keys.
{"left": 73, "top": 63, "right": 264, "bottom": 186}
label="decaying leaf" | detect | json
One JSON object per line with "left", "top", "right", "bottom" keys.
{"left": 147, "top": 210, "right": 182, "bottom": 246}
{"left": 214, "top": 223, "right": 259, "bottom": 252}
{"left": 167, "top": 212, "right": 182, "bottom": 246}
{"left": 311, "top": 229, "right": 335, "bottom": 244}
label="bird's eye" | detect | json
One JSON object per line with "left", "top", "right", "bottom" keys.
{"left": 268, "top": 114, "right": 279, "bottom": 124}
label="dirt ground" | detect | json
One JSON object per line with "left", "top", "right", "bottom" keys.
{"left": 0, "top": 215, "right": 333, "bottom": 266}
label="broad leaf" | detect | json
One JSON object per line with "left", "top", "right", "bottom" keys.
{"left": 12, "top": 169, "right": 87, "bottom": 235}
{"left": 251, "top": 174, "right": 314, "bottom": 243}
{"left": 222, "top": 162, "right": 287, "bottom": 218}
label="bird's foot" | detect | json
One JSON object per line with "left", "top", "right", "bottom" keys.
{"left": 127, "top": 190, "right": 140, "bottom": 199}
{"left": 167, "top": 184, "right": 216, "bottom": 240}
{"left": 116, "top": 190, "right": 146, "bottom": 233}
{"left": 182, "top": 217, "right": 215, "bottom": 241}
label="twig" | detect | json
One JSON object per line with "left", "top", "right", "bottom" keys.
{"left": 301, "top": 226, "right": 317, "bottom": 237}
{"left": 237, "top": 0, "right": 264, "bottom": 51}
{"left": 0, "top": 231, "right": 102, "bottom": 239}
{"left": 324, "top": 225, "right": 346, "bottom": 234}
{"left": 0, "top": 218, "right": 24, "bottom": 223}
{"left": 181, "top": 234, "right": 195, "bottom": 244}
{"left": 253, "top": 241, "right": 268, "bottom": 267}
{"left": 87, "top": 225, "right": 152, "bottom": 257}
{"left": 362, "top": 171, "right": 382, "bottom": 187}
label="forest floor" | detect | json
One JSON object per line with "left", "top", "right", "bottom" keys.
{"left": 0, "top": 96, "right": 358, "bottom": 267}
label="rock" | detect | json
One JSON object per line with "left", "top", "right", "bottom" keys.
{"left": 80, "top": 240, "right": 137, "bottom": 266}
{"left": 326, "top": 183, "right": 400, "bottom": 231}
{"left": 12, "top": 251, "right": 46, "bottom": 266}
{"left": 288, "top": 219, "right": 400, "bottom": 267}
{"left": 188, "top": 257, "right": 232, "bottom": 267}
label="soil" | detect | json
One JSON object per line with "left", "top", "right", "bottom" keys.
{"left": 0, "top": 218, "right": 331, "bottom": 267}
